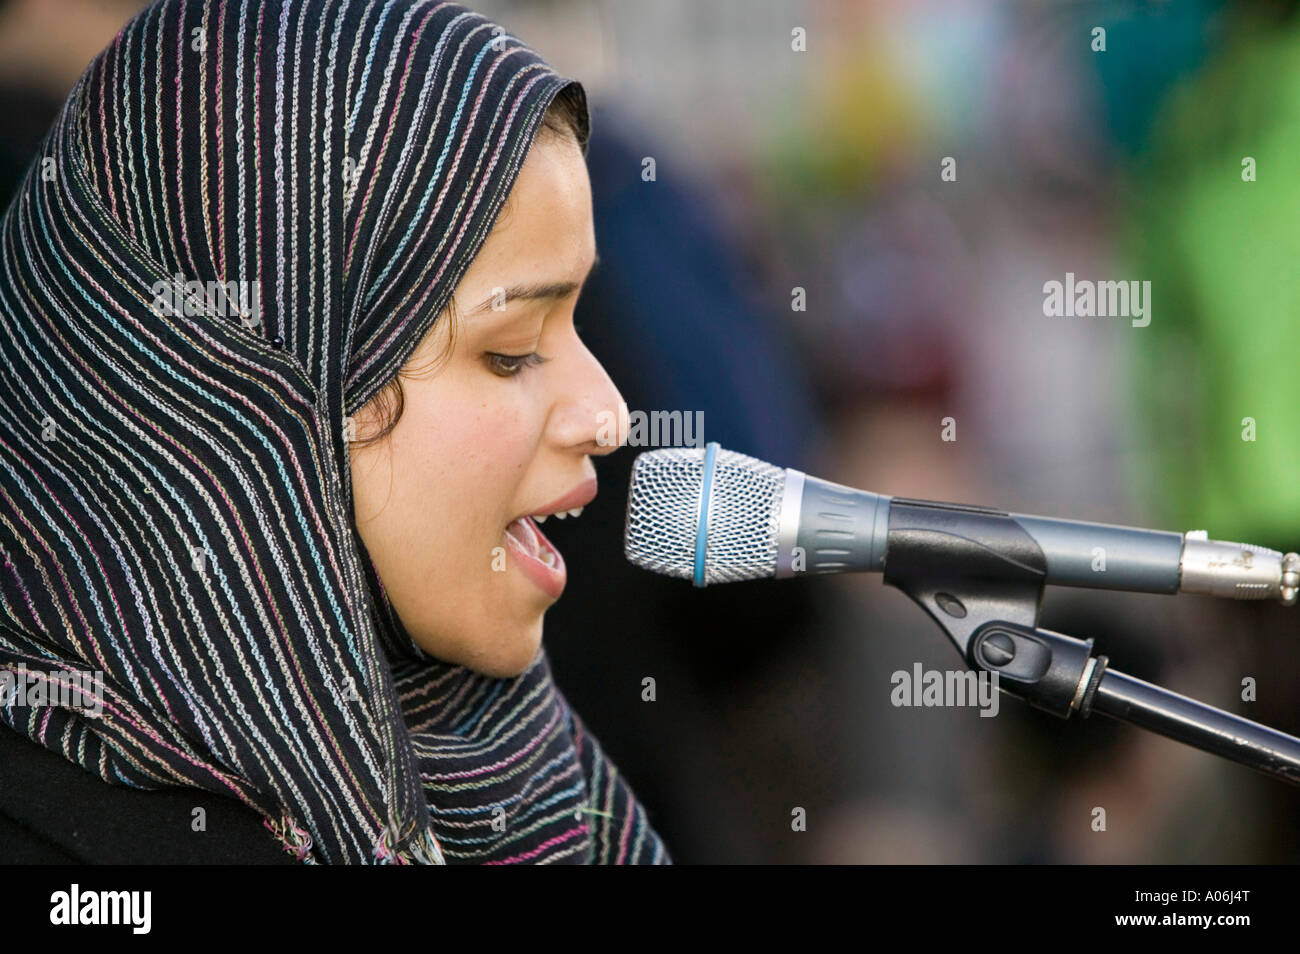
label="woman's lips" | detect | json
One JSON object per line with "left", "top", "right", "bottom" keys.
{"left": 531, "top": 477, "right": 598, "bottom": 518}
{"left": 501, "top": 476, "right": 595, "bottom": 600}
{"left": 503, "top": 514, "right": 566, "bottom": 600}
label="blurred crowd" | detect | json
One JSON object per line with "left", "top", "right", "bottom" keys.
{"left": 2, "top": 0, "right": 1296, "bottom": 862}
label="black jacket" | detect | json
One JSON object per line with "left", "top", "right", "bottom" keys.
{"left": 0, "top": 727, "right": 298, "bottom": 864}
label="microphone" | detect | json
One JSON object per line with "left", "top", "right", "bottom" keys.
{"left": 624, "top": 442, "right": 1300, "bottom": 605}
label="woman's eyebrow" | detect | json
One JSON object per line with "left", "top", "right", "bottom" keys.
{"left": 467, "top": 251, "right": 600, "bottom": 316}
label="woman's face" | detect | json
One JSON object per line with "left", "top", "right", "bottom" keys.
{"left": 349, "top": 131, "right": 626, "bottom": 678}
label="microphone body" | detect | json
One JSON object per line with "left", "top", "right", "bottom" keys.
{"left": 625, "top": 445, "right": 1300, "bottom": 605}
{"left": 782, "top": 469, "right": 1185, "bottom": 594}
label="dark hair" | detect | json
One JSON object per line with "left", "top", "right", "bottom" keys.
{"left": 350, "top": 84, "right": 589, "bottom": 451}
{"left": 539, "top": 82, "right": 590, "bottom": 152}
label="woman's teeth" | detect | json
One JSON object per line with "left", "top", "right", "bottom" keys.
{"left": 533, "top": 506, "right": 583, "bottom": 524}
{"left": 505, "top": 516, "right": 560, "bottom": 566}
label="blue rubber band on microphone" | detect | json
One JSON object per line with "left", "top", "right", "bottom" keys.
{"left": 694, "top": 441, "right": 720, "bottom": 587}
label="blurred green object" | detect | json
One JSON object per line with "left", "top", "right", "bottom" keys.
{"left": 1127, "top": 17, "right": 1300, "bottom": 551}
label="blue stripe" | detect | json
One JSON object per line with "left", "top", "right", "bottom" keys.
{"left": 693, "top": 441, "right": 720, "bottom": 587}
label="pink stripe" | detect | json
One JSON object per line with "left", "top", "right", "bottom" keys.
{"left": 428, "top": 702, "right": 562, "bottom": 779}
{"left": 616, "top": 793, "right": 634, "bottom": 864}
{"left": 483, "top": 825, "right": 585, "bottom": 865}
{"left": 214, "top": 0, "right": 228, "bottom": 277}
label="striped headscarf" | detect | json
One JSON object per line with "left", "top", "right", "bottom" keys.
{"left": 0, "top": 0, "right": 669, "bottom": 864}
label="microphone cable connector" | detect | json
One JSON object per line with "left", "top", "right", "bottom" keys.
{"left": 1179, "top": 531, "right": 1300, "bottom": 605}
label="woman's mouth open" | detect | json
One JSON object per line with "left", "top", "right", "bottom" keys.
{"left": 502, "top": 477, "right": 598, "bottom": 601}
{"left": 504, "top": 514, "right": 567, "bottom": 600}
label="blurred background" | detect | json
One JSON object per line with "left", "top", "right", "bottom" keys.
{"left": 4, "top": 0, "right": 1297, "bottom": 862}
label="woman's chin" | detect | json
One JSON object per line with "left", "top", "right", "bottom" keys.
{"left": 471, "top": 623, "right": 545, "bottom": 678}
{"left": 420, "top": 614, "right": 545, "bottom": 679}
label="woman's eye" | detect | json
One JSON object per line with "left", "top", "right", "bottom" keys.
{"left": 484, "top": 351, "right": 547, "bottom": 377}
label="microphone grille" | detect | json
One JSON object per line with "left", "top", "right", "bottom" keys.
{"left": 624, "top": 445, "right": 786, "bottom": 584}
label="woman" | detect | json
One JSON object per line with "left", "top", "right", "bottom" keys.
{"left": 0, "top": 0, "right": 669, "bottom": 864}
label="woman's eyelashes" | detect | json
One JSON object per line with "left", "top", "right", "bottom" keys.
{"left": 484, "top": 350, "right": 548, "bottom": 377}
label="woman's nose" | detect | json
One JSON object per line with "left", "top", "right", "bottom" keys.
{"left": 551, "top": 334, "right": 627, "bottom": 455}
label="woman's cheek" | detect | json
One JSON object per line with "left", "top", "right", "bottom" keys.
{"left": 472, "top": 384, "right": 547, "bottom": 467}
{"left": 397, "top": 369, "right": 547, "bottom": 536}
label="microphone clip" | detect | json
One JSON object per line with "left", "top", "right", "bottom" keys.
{"left": 881, "top": 497, "right": 1104, "bottom": 720}
{"left": 881, "top": 498, "right": 1300, "bottom": 786}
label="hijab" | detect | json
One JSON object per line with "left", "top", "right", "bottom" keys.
{"left": 0, "top": 0, "right": 669, "bottom": 864}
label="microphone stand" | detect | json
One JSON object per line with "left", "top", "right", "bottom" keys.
{"left": 881, "top": 497, "right": 1300, "bottom": 786}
